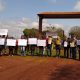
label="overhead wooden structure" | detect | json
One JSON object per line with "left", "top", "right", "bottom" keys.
{"left": 37, "top": 12, "right": 80, "bottom": 32}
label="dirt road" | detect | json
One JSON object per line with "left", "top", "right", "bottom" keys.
{"left": 0, "top": 56, "right": 80, "bottom": 80}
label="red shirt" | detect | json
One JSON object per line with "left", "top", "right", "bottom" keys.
{"left": 16, "top": 40, "right": 18, "bottom": 46}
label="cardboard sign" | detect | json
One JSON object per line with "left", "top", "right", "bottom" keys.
{"left": 37, "top": 40, "right": 46, "bottom": 47}
{"left": 46, "top": 32, "right": 58, "bottom": 38}
{"left": 64, "top": 41, "right": 68, "bottom": 47}
{"left": 0, "top": 29, "right": 8, "bottom": 35}
{"left": 6, "top": 39, "right": 16, "bottom": 46}
{"left": 28, "top": 38, "right": 37, "bottom": 45}
{"left": 18, "top": 39, "right": 27, "bottom": 46}
{"left": 70, "top": 42, "right": 75, "bottom": 47}
{"left": 0, "top": 38, "right": 5, "bottom": 45}
{"left": 77, "top": 40, "right": 80, "bottom": 45}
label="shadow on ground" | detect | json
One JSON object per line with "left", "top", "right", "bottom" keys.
{"left": 50, "top": 64, "right": 80, "bottom": 80}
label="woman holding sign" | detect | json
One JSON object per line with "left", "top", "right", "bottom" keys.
{"left": 14, "top": 39, "right": 18, "bottom": 55}
{"left": 55, "top": 37, "right": 61, "bottom": 58}
{"left": 28, "top": 38, "right": 37, "bottom": 56}
{"left": 77, "top": 40, "right": 80, "bottom": 60}
{"left": 0, "top": 35, "right": 5, "bottom": 56}
{"left": 63, "top": 38, "right": 68, "bottom": 58}
{"left": 20, "top": 35, "right": 27, "bottom": 56}
{"left": 47, "top": 36, "right": 52, "bottom": 57}
{"left": 70, "top": 38, "right": 77, "bottom": 59}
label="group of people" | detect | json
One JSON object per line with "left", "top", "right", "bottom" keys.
{"left": 0, "top": 35, "right": 80, "bottom": 60}
{"left": 47, "top": 36, "right": 80, "bottom": 60}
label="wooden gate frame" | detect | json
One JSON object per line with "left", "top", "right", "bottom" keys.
{"left": 37, "top": 12, "right": 80, "bottom": 33}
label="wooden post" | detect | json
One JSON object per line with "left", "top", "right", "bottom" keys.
{"left": 39, "top": 17, "right": 43, "bottom": 33}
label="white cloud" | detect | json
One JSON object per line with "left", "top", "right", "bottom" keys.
{"left": 74, "top": 1, "right": 80, "bottom": 11}
{"left": 0, "top": 17, "right": 71, "bottom": 38}
{"left": 31, "top": 22, "right": 38, "bottom": 29}
{"left": 51, "top": 24, "right": 64, "bottom": 29}
{"left": 0, "top": 17, "right": 31, "bottom": 38}
{"left": 0, "top": 0, "right": 5, "bottom": 12}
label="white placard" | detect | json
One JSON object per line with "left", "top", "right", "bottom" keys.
{"left": 77, "top": 40, "right": 80, "bottom": 45}
{"left": 28, "top": 38, "right": 37, "bottom": 45}
{"left": 0, "top": 38, "right": 5, "bottom": 45}
{"left": 6, "top": 39, "right": 16, "bottom": 46}
{"left": 0, "top": 29, "right": 8, "bottom": 35}
{"left": 18, "top": 39, "right": 27, "bottom": 46}
{"left": 37, "top": 40, "right": 46, "bottom": 47}
{"left": 64, "top": 41, "right": 68, "bottom": 47}
{"left": 70, "top": 42, "right": 75, "bottom": 47}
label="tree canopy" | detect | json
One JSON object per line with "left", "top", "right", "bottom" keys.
{"left": 69, "top": 26, "right": 80, "bottom": 39}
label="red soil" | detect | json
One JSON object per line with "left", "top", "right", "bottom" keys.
{"left": 0, "top": 56, "right": 80, "bottom": 80}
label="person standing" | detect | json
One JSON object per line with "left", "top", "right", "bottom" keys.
{"left": 67, "top": 38, "right": 71, "bottom": 58}
{"left": 0, "top": 36, "right": 4, "bottom": 56}
{"left": 14, "top": 39, "right": 18, "bottom": 55}
{"left": 63, "top": 38, "right": 68, "bottom": 58}
{"left": 20, "top": 35, "right": 26, "bottom": 56}
{"left": 47, "top": 36, "right": 52, "bottom": 57}
{"left": 77, "top": 40, "right": 80, "bottom": 60}
{"left": 70, "top": 38, "right": 77, "bottom": 59}
{"left": 8, "top": 37, "right": 14, "bottom": 56}
{"left": 55, "top": 37, "right": 61, "bottom": 58}
{"left": 78, "top": 45, "right": 80, "bottom": 60}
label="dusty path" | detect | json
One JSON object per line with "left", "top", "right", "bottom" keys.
{"left": 0, "top": 56, "right": 80, "bottom": 80}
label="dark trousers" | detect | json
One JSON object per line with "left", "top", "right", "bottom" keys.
{"left": 39, "top": 46, "right": 43, "bottom": 56}
{"left": 78, "top": 46, "right": 80, "bottom": 60}
{"left": 56, "top": 45, "right": 60, "bottom": 57}
{"left": 64, "top": 47, "right": 69, "bottom": 58}
{"left": 0, "top": 45, "right": 4, "bottom": 56}
{"left": 70, "top": 47, "right": 72, "bottom": 58}
{"left": 47, "top": 44, "right": 52, "bottom": 56}
{"left": 14, "top": 46, "right": 18, "bottom": 55}
{"left": 9, "top": 46, "right": 14, "bottom": 55}
{"left": 30, "top": 45, "right": 36, "bottom": 56}
{"left": 71, "top": 47, "right": 76, "bottom": 59}
{"left": 79, "top": 49, "right": 80, "bottom": 60}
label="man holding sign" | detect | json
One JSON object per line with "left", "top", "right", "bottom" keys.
{"left": 63, "top": 39, "right": 68, "bottom": 58}
{"left": 6, "top": 38, "right": 16, "bottom": 56}
{"left": 18, "top": 38, "right": 27, "bottom": 56}
{"left": 28, "top": 38, "right": 37, "bottom": 56}
{"left": 77, "top": 40, "right": 80, "bottom": 60}
{"left": 37, "top": 39, "right": 46, "bottom": 56}
{"left": 0, "top": 36, "right": 5, "bottom": 56}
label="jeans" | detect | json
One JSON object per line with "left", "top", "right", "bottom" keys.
{"left": 56, "top": 45, "right": 60, "bottom": 57}
{"left": 64, "top": 47, "right": 69, "bottom": 58}
{"left": 71, "top": 47, "right": 76, "bottom": 59}
{"left": 21, "top": 46, "right": 26, "bottom": 56}
{"left": 47, "top": 44, "right": 52, "bottom": 56}
{"left": 39, "top": 46, "right": 43, "bottom": 56}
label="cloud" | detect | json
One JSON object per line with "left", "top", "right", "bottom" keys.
{"left": 51, "top": 24, "right": 64, "bottom": 29}
{"left": 74, "top": 1, "right": 80, "bottom": 11}
{"left": 0, "top": 0, "right": 5, "bottom": 12}
{"left": 0, "top": 17, "right": 71, "bottom": 38}
{"left": 31, "top": 22, "right": 38, "bottom": 29}
{"left": 31, "top": 19, "right": 49, "bottom": 30}
{"left": 0, "top": 17, "right": 32, "bottom": 38}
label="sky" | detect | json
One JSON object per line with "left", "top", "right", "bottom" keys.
{"left": 0, "top": 0, "right": 80, "bottom": 38}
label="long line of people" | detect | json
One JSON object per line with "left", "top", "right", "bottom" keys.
{"left": 0, "top": 35, "right": 80, "bottom": 60}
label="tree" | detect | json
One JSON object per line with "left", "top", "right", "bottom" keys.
{"left": 69, "top": 26, "right": 80, "bottom": 39}
{"left": 45, "top": 26, "right": 65, "bottom": 40}
{"left": 23, "top": 28, "right": 41, "bottom": 38}
{"left": 46, "top": 26, "right": 56, "bottom": 32}
{"left": 56, "top": 28, "right": 65, "bottom": 40}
